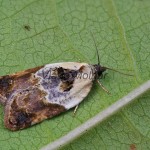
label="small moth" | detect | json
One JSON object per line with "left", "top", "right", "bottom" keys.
{"left": 0, "top": 33, "right": 132, "bottom": 131}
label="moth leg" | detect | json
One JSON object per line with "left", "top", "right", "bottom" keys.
{"left": 73, "top": 105, "right": 79, "bottom": 116}
{"left": 97, "top": 80, "right": 111, "bottom": 95}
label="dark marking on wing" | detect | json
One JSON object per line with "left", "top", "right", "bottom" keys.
{"left": 0, "top": 75, "right": 12, "bottom": 90}
{"left": 60, "top": 81, "right": 73, "bottom": 92}
{"left": 57, "top": 66, "right": 87, "bottom": 92}
{"left": 57, "top": 67, "right": 78, "bottom": 92}
{"left": 4, "top": 87, "right": 66, "bottom": 131}
{"left": 0, "top": 66, "right": 43, "bottom": 105}
{"left": 79, "top": 65, "right": 85, "bottom": 72}
{"left": 57, "top": 67, "right": 78, "bottom": 81}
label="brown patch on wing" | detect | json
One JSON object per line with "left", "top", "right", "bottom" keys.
{"left": 59, "top": 81, "right": 73, "bottom": 92}
{"left": 57, "top": 67, "right": 77, "bottom": 81}
{"left": 0, "top": 66, "right": 43, "bottom": 105}
{"left": 56, "top": 67, "right": 78, "bottom": 92}
{"left": 79, "top": 65, "right": 85, "bottom": 72}
{"left": 4, "top": 87, "right": 66, "bottom": 131}
{"left": 57, "top": 65, "right": 87, "bottom": 92}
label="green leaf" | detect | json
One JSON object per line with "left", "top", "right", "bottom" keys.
{"left": 0, "top": 0, "right": 149, "bottom": 149}
{"left": 61, "top": 91, "right": 150, "bottom": 150}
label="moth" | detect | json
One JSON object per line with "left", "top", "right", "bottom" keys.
{"left": 0, "top": 33, "right": 132, "bottom": 131}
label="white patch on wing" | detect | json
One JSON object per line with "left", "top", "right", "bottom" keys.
{"left": 35, "top": 62, "right": 96, "bottom": 110}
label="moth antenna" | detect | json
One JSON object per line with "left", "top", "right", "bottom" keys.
{"left": 90, "top": 31, "right": 133, "bottom": 77}
{"left": 90, "top": 31, "right": 100, "bottom": 65}
{"left": 104, "top": 67, "right": 134, "bottom": 76}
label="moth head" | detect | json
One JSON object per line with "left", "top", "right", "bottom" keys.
{"left": 93, "top": 64, "right": 106, "bottom": 78}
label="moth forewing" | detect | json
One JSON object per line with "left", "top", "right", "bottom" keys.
{"left": 0, "top": 62, "right": 97, "bottom": 131}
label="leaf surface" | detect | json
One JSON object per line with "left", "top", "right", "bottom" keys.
{"left": 0, "top": 0, "right": 149, "bottom": 149}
